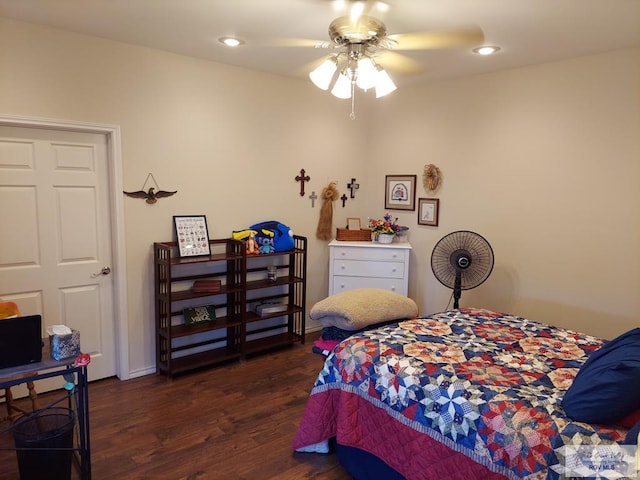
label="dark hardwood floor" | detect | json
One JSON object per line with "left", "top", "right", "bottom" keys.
{"left": 0, "top": 334, "right": 351, "bottom": 479}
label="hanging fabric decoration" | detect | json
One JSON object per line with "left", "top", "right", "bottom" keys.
{"left": 316, "top": 182, "right": 339, "bottom": 240}
{"left": 423, "top": 164, "right": 442, "bottom": 193}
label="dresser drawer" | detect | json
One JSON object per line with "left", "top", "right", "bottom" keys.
{"left": 331, "top": 276, "right": 408, "bottom": 295}
{"left": 333, "top": 259, "right": 405, "bottom": 278}
{"left": 328, "top": 240, "right": 412, "bottom": 297}
{"left": 332, "top": 246, "right": 406, "bottom": 262}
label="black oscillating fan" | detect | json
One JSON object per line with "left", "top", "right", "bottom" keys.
{"left": 431, "top": 231, "right": 494, "bottom": 309}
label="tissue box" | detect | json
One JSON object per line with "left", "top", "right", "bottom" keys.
{"left": 49, "top": 329, "right": 81, "bottom": 361}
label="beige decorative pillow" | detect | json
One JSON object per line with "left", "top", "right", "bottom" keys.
{"left": 310, "top": 288, "right": 419, "bottom": 331}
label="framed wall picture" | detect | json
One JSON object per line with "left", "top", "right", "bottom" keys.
{"left": 385, "top": 175, "right": 416, "bottom": 211}
{"left": 418, "top": 198, "right": 440, "bottom": 226}
{"left": 173, "top": 215, "right": 211, "bottom": 257}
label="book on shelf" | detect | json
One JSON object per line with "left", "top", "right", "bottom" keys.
{"left": 254, "top": 301, "right": 288, "bottom": 316}
{"left": 191, "top": 279, "right": 221, "bottom": 293}
{"left": 183, "top": 305, "right": 216, "bottom": 325}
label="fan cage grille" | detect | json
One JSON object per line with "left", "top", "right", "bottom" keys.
{"left": 431, "top": 231, "right": 494, "bottom": 290}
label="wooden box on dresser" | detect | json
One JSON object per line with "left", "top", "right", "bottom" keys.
{"left": 328, "top": 239, "right": 412, "bottom": 296}
{"left": 154, "top": 235, "right": 307, "bottom": 376}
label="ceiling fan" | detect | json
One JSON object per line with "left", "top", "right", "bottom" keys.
{"left": 305, "top": 1, "right": 485, "bottom": 118}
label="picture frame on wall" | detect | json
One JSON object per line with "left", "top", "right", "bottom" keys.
{"left": 385, "top": 175, "right": 417, "bottom": 211}
{"left": 418, "top": 198, "right": 440, "bottom": 226}
{"left": 173, "top": 215, "right": 211, "bottom": 257}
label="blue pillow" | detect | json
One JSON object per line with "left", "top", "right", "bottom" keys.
{"left": 626, "top": 421, "right": 640, "bottom": 445}
{"left": 562, "top": 328, "right": 640, "bottom": 424}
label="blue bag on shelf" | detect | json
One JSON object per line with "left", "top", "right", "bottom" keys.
{"left": 249, "top": 220, "right": 294, "bottom": 252}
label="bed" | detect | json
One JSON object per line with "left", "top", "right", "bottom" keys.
{"left": 293, "top": 307, "right": 637, "bottom": 480}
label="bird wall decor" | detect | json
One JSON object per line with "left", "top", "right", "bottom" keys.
{"left": 123, "top": 173, "right": 177, "bottom": 204}
{"left": 123, "top": 187, "right": 177, "bottom": 204}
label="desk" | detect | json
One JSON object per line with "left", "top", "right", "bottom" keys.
{"left": 0, "top": 351, "right": 91, "bottom": 479}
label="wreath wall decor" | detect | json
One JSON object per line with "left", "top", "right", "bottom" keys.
{"left": 423, "top": 164, "right": 442, "bottom": 193}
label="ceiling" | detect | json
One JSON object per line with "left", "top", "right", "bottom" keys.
{"left": 1, "top": 0, "right": 639, "bottom": 87}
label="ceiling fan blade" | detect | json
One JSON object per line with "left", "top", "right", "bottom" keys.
{"left": 375, "top": 50, "right": 424, "bottom": 74}
{"left": 388, "top": 25, "right": 484, "bottom": 50}
{"left": 263, "top": 37, "right": 326, "bottom": 48}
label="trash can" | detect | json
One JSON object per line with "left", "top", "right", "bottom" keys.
{"left": 12, "top": 407, "right": 75, "bottom": 480}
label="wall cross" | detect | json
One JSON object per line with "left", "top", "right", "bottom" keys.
{"left": 295, "top": 169, "right": 310, "bottom": 197}
{"left": 347, "top": 178, "right": 360, "bottom": 198}
{"left": 340, "top": 193, "right": 348, "bottom": 207}
{"left": 308, "top": 191, "right": 318, "bottom": 208}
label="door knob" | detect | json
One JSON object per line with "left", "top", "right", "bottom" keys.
{"left": 92, "top": 266, "right": 112, "bottom": 277}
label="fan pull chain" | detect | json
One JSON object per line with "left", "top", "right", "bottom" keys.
{"left": 350, "top": 81, "right": 356, "bottom": 120}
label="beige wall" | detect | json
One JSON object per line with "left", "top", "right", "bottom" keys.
{"left": 365, "top": 48, "right": 640, "bottom": 339}
{"left": 0, "top": 17, "right": 372, "bottom": 376}
{"left": 1, "top": 17, "right": 638, "bottom": 377}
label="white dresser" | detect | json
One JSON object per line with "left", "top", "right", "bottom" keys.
{"left": 328, "top": 240, "right": 412, "bottom": 296}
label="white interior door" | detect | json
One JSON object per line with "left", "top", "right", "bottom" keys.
{"left": 0, "top": 125, "right": 116, "bottom": 387}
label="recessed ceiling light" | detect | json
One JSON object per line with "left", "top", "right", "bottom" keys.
{"left": 218, "top": 37, "right": 244, "bottom": 47}
{"left": 472, "top": 46, "right": 501, "bottom": 56}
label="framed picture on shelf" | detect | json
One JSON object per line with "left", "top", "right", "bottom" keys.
{"left": 385, "top": 175, "right": 417, "bottom": 211}
{"left": 346, "top": 217, "right": 361, "bottom": 230}
{"left": 183, "top": 305, "right": 216, "bottom": 325}
{"left": 418, "top": 198, "right": 440, "bottom": 226}
{"left": 173, "top": 215, "right": 211, "bottom": 257}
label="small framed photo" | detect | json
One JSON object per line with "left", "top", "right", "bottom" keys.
{"left": 346, "top": 217, "right": 361, "bottom": 230}
{"left": 183, "top": 305, "right": 216, "bottom": 325}
{"left": 418, "top": 198, "right": 440, "bottom": 226}
{"left": 385, "top": 175, "right": 416, "bottom": 211}
{"left": 173, "top": 215, "right": 211, "bottom": 257}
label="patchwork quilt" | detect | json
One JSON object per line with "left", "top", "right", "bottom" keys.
{"left": 293, "top": 308, "right": 629, "bottom": 479}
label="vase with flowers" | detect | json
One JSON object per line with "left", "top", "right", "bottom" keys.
{"left": 369, "top": 213, "right": 400, "bottom": 243}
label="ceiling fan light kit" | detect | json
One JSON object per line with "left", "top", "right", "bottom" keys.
{"left": 331, "top": 70, "right": 353, "bottom": 98}
{"left": 374, "top": 65, "right": 396, "bottom": 98}
{"left": 309, "top": 15, "right": 400, "bottom": 119}
{"left": 308, "top": 11, "right": 483, "bottom": 119}
{"left": 309, "top": 46, "right": 397, "bottom": 97}
{"left": 309, "top": 57, "right": 339, "bottom": 90}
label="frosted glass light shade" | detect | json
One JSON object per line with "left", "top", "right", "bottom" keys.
{"left": 309, "top": 58, "right": 338, "bottom": 90}
{"left": 356, "top": 56, "right": 377, "bottom": 91}
{"left": 375, "top": 67, "right": 397, "bottom": 98}
{"left": 331, "top": 72, "right": 352, "bottom": 99}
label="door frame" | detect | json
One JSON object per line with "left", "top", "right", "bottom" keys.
{"left": 0, "top": 113, "right": 130, "bottom": 380}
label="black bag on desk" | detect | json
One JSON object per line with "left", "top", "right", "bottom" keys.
{"left": 0, "top": 315, "right": 43, "bottom": 369}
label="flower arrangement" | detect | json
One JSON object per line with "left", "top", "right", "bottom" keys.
{"left": 369, "top": 213, "right": 400, "bottom": 235}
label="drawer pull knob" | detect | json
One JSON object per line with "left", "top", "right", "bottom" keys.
{"left": 340, "top": 265, "right": 346, "bottom": 270}
{"left": 391, "top": 286, "right": 396, "bottom": 291}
